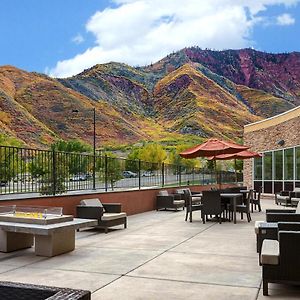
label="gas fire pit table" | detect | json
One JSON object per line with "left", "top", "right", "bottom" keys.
{"left": 0, "top": 205, "right": 97, "bottom": 257}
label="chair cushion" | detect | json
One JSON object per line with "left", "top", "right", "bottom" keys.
{"left": 261, "top": 240, "right": 279, "bottom": 265}
{"left": 277, "top": 195, "right": 289, "bottom": 201}
{"left": 173, "top": 200, "right": 185, "bottom": 205}
{"left": 254, "top": 220, "right": 265, "bottom": 234}
{"left": 101, "top": 212, "right": 127, "bottom": 221}
{"left": 294, "top": 188, "right": 300, "bottom": 193}
{"left": 192, "top": 196, "right": 202, "bottom": 202}
{"left": 176, "top": 189, "right": 185, "bottom": 194}
{"left": 296, "top": 201, "right": 300, "bottom": 214}
{"left": 159, "top": 190, "right": 169, "bottom": 196}
{"left": 80, "top": 198, "right": 103, "bottom": 207}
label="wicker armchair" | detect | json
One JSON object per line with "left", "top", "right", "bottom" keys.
{"left": 261, "top": 223, "right": 300, "bottom": 295}
{"left": 275, "top": 190, "right": 290, "bottom": 206}
{"left": 77, "top": 198, "right": 127, "bottom": 233}
{"left": 290, "top": 188, "right": 300, "bottom": 206}
{"left": 255, "top": 202, "right": 300, "bottom": 253}
{"left": 156, "top": 190, "right": 185, "bottom": 211}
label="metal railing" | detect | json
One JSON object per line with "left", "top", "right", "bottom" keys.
{"left": 0, "top": 145, "right": 240, "bottom": 195}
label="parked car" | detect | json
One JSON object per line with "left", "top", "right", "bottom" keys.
{"left": 122, "top": 171, "right": 138, "bottom": 178}
{"left": 142, "top": 171, "right": 155, "bottom": 177}
{"left": 70, "top": 174, "right": 88, "bottom": 181}
{"left": 0, "top": 180, "right": 8, "bottom": 187}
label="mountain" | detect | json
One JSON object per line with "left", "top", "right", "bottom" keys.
{"left": 0, "top": 47, "right": 299, "bottom": 148}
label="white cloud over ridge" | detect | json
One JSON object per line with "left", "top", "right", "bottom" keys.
{"left": 49, "top": 0, "right": 299, "bottom": 78}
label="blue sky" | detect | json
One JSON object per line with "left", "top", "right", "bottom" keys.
{"left": 0, "top": 0, "right": 300, "bottom": 77}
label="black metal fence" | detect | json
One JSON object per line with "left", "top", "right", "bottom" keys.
{"left": 0, "top": 145, "right": 241, "bottom": 195}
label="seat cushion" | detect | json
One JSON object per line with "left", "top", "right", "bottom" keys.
{"left": 261, "top": 240, "right": 279, "bottom": 265}
{"left": 173, "top": 200, "right": 185, "bottom": 206}
{"left": 159, "top": 190, "right": 169, "bottom": 196}
{"left": 101, "top": 212, "right": 127, "bottom": 221}
{"left": 255, "top": 220, "right": 266, "bottom": 234}
{"left": 191, "top": 196, "right": 202, "bottom": 203}
{"left": 277, "top": 195, "right": 289, "bottom": 201}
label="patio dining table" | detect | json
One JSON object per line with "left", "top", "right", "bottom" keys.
{"left": 192, "top": 192, "right": 243, "bottom": 224}
{"left": 220, "top": 193, "right": 243, "bottom": 224}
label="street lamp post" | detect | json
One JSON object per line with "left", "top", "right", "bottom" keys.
{"left": 72, "top": 108, "right": 96, "bottom": 190}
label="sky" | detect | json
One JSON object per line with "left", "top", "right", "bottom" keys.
{"left": 0, "top": 0, "right": 300, "bottom": 78}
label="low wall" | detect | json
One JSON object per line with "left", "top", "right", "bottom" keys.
{"left": 0, "top": 184, "right": 236, "bottom": 216}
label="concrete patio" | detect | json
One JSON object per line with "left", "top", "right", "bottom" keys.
{"left": 0, "top": 198, "right": 299, "bottom": 299}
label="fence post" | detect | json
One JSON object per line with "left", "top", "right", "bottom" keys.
{"left": 105, "top": 155, "right": 108, "bottom": 192}
{"left": 162, "top": 162, "right": 165, "bottom": 187}
{"left": 138, "top": 159, "right": 141, "bottom": 190}
{"left": 179, "top": 165, "right": 182, "bottom": 186}
{"left": 52, "top": 149, "right": 56, "bottom": 195}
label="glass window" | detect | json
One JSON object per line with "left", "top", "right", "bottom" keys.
{"left": 254, "top": 157, "right": 262, "bottom": 180}
{"left": 274, "top": 150, "right": 283, "bottom": 180}
{"left": 284, "top": 148, "right": 294, "bottom": 180}
{"left": 264, "top": 152, "right": 272, "bottom": 180}
{"left": 296, "top": 147, "right": 300, "bottom": 180}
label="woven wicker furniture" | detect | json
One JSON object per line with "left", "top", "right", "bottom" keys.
{"left": 156, "top": 191, "right": 185, "bottom": 211}
{"left": 261, "top": 223, "right": 300, "bottom": 295}
{"left": 275, "top": 190, "right": 291, "bottom": 206}
{"left": 0, "top": 281, "right": 90, "bottom": 299}
{"left": 77, "top": 199, "right": 127, "bottom": 233}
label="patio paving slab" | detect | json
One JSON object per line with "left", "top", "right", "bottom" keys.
{"left": 172, "top": 230, "right": 256, "bottom": 257}
{"left": 92, "top": 276, "right": 258, "bottom": 300}
{"left": 129, "top": 251, "right": 261, "bottom": 288}
{"left": 29, "top": 246, "right": 161, "bottom": 275}
{"left": 88, "top": 233, "right": 189, "bottom": 251}
{"left": 0, "top": 267, "right": 119, "bottom": 292}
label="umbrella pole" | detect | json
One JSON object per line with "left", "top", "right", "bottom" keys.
{"left": 234, "top": 159, "right": 237, "bottom": 183}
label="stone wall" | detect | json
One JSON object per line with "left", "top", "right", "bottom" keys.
{"left": 243, "top": 114, "right": 300, "bottom": 189}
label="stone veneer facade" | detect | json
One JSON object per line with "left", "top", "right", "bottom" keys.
{"left": 243, "top": 106, "right": 300, "bottom": 189}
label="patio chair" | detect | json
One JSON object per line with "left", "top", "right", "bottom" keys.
{"left": 250, "top": 186, "right": 262, "bottom": 212}
{"left": 290, "top": 188, "right": 300, "bottom": 206}
{"left": 261, "top": 224, "right": 300, "bottom": 295}
{"left": 266, "top": 200, "right": 300, "bottom": 222}
{"left": 234, "top": 189, "right": 252, "bottom": 222}
{"left": 275, "top": 190, "right": 290, "bottom": 206}
{"left": 183, "top": 189, "right": 202, "bottom": 222}
{"left": 255, "top": 201, "right": 300, "bottom": 253}
{"left": 201, "top": 190, "right": 223, "bottom": 224}
{"left": 156, "top": 190, "right": 185, "bottom": 211}
{"left": 76, "top": 198, "right": 127, "bottom": 233}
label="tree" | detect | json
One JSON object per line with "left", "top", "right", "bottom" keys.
{"left": 0, "top": 134, "right": 23, "bottom": 183}
{"left": 168, "top": 144, "right": 198, "bottom": 174}
{"left": 138, "top": 143, "right": 167, "bottom": 171}
{"left": 97, "top": 152, "right": 123, "bottom": 190}
{"left": 125, "top": 148, "right": 140, "bottom": 172}
{"left": 51, "top": 139, "right": 92, "bottom": 175}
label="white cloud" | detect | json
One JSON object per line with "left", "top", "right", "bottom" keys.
{"left": 72, "top": 34, "right": 84, "bottom": 44}
{"left": 276, "top": 13, "right": 295, "bottom": 25}
{"left": 49, "top": 0, "right": 300, "bottom": 78}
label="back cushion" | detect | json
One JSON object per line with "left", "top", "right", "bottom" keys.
{"left": 296, "top": 202, "right": 300, "bottom": 214}
{"left": 159, "top": 190, "right": 169, "bottom": 196}
{"left": 80, "top": 198, "right": 103, "bottom": 207}
{"left": 184, "top": 188, "right": 192, "bottom": 195}
{"left": 294, "top": 188, "right": 300, "bottom": 193}
{"left": 176, "top": 189, "right": 185, "bottom": 194}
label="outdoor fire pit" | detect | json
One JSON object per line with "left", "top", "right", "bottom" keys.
{"left": 0, "top": 205, "right": 97, "bottom": 257}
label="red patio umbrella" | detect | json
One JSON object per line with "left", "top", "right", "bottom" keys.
{"left": 179, "top": 138, "right": 249, "bottom": 187}
{"left": 179, "top": 138, "right": 249, "bottom": 159}
{"left": 207, "top": 150, "right": 262, "bottom": 182}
